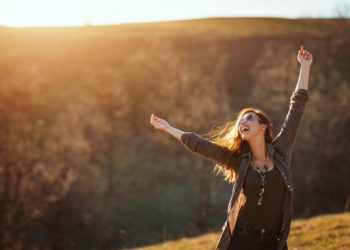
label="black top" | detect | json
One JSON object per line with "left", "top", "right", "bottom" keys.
{"left": 238, "top": 163, "right": 286, "bottom": 229}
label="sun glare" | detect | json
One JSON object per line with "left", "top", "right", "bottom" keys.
{"left": 1, "top": 0, "right": 91, "bottom": 27}
{"left": 0, "top": 0, "right": 345, "bottom": 27}
{"left": 0, "top": 0, "right": 200, "bottom": 27}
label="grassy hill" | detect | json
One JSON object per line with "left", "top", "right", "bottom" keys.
{"left": 132, "top": 212, "right": 350, "bottom": 250}
{"left": 0, "top": 17, "right": 349, "bottom": 249}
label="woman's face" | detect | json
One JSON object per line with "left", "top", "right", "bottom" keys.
{"left": 238, "top": 112, "right": 266, "bottom": 141}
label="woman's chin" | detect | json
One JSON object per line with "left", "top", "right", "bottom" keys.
{"left": 241, "top": 133, "right": 253, "bottom": 141}
{"left": 240, "top": 134, "right": 248, "bottom": 141}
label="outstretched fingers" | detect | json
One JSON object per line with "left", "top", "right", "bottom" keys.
{"left": 150, "top": 114, "right": 162, "bottom": 128}
{"left": 150, "top": 114, "right": 158, "bottom": 126}
{"left": 299, "top": 46, "right": 312, "bottom": 61}
{"left": 150, "top": 114, "right": 155, "bottom": 125}
{"left": 303, "top": 50, "right": 312, "bottom": 60}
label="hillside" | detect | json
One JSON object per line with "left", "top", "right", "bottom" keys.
{"left": 0, "top": 18, "right": 349, "bottom": 249}
{"left": 132, "top": 212, "right": 350, "bottom": 250}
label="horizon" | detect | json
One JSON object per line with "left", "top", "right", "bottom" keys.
{"left": 0, "top": 16, "right": 344, "bottom": 30}
{"left": 0, "top": 0, "right": 349, "bottom": 28}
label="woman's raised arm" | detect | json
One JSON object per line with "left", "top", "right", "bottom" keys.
{"left": 295, "top": 45, "right": 313, "bottom": 90}
{"left": 274, "top": 46, "right": 312, "bottom": 152}
{"left": 150, "top": 114, "right": 233, "bottom": 166}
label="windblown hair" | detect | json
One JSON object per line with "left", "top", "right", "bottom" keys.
{"left": 204, "top": 108, "right": 273, "bottom": 184}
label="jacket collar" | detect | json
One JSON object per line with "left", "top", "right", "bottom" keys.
{"left": 240, "top": 142, "right": 275, "bottom": 160}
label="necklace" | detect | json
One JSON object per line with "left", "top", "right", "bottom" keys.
{"left": 253, "top": 149, "right": 269, "bottom": 206}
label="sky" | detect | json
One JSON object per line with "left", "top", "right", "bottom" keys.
{"left": 0, "top": 0, "right": 349, "bottom": 27}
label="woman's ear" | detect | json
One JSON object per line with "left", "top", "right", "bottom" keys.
{"left": 260, "top": 124, "right": 267, "bottom": 132}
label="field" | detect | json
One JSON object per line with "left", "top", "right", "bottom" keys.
{"left": 0, "top": 17, "right": 349, "bottom": 249}
{"left": 132, "top": 212, "right": 350, "bottom": 250}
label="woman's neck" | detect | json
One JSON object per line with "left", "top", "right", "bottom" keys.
{"left": 248, "top": 136, "right": 266, "bottom": 163}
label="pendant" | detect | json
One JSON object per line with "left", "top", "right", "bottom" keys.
{"left": 256, "top": 167, "right": 267, "bottom": 206}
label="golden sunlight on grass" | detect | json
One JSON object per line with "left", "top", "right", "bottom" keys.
{"left": 132, "top": 212, "right": 350, "bottom": 250}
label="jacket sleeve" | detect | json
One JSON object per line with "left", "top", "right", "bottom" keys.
{"left": 180, "top": 132, "right": 238, "bottom": 168}
{"left": 275, "top": 88, "right": 309, "bottom": 152}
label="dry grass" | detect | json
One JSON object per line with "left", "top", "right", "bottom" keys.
{"left": 130, "top": 212, "right": 350, "bottom": 250}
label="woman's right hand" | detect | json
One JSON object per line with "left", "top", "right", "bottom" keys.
{"left": 150, "top": 114, "right": 171, "bottom": 132}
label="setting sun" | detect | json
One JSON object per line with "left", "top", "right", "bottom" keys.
{"left": 0, "top": 0, "right": 348, "bottom": 27}
{"left": 0, "top": 0, "right": 202, "bottom": 27}
{"left": 1, "top": 0, "right": 89, "bottom": 27}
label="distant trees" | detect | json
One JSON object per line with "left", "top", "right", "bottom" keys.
{"left": 0, "top": 80, "right": 76, "bottom": 249}
{"left": 333, "top": 1, "right": 350, "bottom": 18}
{"left": 0, "top": 19, "right": 349, "bottom": 249}
{"left": 117, "top": 39, "right": 233, "bottom": 233}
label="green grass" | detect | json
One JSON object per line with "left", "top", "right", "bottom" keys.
{"left": 130, "top": 212, "right": 350, "bottom": 250}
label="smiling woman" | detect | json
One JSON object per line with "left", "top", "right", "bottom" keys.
{"left": 150, "top": 46, "right": 313, "bottom": 250}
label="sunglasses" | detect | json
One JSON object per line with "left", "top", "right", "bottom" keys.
{"left": 239, "top": 113, "right": 262, "bottom": 125}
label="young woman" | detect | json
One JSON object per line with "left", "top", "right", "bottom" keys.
{"left": 150, "top": 46, "right": 312, "bottom": 250}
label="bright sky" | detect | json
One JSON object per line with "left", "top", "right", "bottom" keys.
{"left": 0, "top": 0, "right": 349, "bottom": 27}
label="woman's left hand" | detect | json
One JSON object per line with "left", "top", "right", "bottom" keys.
{"left": 297, "top": 45, "right": 313, "bottom": 67}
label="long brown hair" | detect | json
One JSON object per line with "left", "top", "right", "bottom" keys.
{"left": 204, "top": 108, "right": 273, "bottom": 184}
